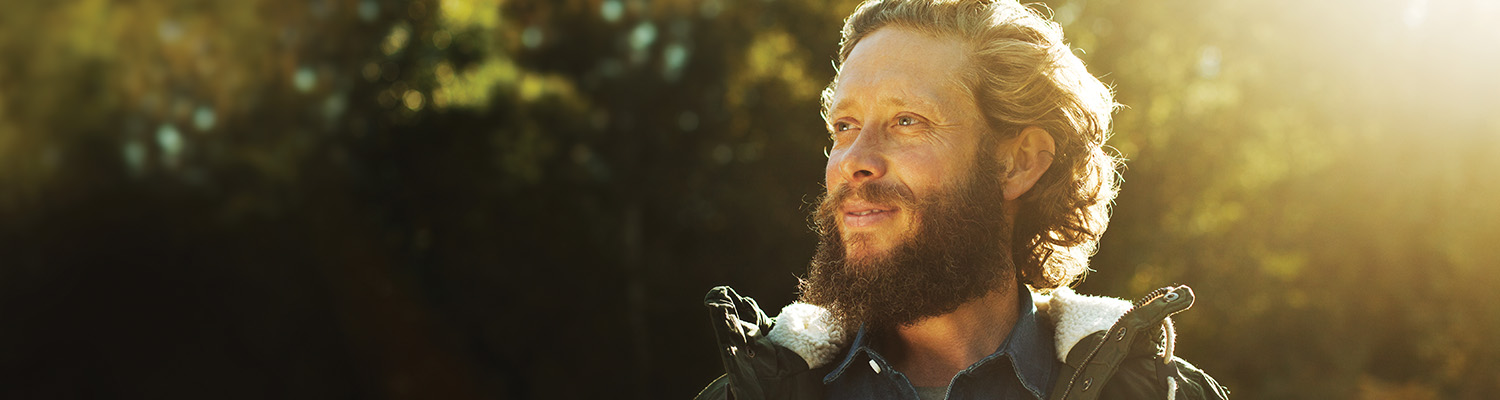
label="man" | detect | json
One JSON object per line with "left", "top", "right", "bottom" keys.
{"left": 698, "top": 0, "right": 1229, "bottom": 399}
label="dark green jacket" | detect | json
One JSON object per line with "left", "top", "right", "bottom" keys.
{"left": 695, "top": 285, "right": 1229, "bottom": 400}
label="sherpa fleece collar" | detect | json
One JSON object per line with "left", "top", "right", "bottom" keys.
{"left": 763, "top": 287, "right": 1134, "bottom": 369}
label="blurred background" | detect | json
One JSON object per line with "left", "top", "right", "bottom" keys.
{"left": 1, "top": 0, "right": 1498, "bottom": 398}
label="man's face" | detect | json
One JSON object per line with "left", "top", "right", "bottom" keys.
{"left": 801, "top": 27, "right": 1013, "bottom": 329}
{"left": 821, "top": 27, "right": 994, "bottom": 261}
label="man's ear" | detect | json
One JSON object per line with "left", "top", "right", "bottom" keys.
{"left": 1002, "top": 126, "right": 1056, "bottom": 201}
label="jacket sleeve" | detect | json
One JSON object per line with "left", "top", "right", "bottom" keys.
{"left": 1168, "top": 357, "right": 1230, "bottom": 400}
{"left": 1097, "top": 355, "right": 1229, "bottom": 400}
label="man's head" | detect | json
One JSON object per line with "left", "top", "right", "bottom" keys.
{"left": 799, "top": 0, "right": 1120, "bottom": 330}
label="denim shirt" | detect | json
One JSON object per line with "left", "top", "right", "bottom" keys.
{"left": 822, "top": 288, "right": 1058, "bottom": 400}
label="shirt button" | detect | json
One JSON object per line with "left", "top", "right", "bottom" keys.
{"left": 868, "top": 359, "right": 882, "bottom": 374}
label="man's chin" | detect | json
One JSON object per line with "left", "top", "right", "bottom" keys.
{"left": 842, "top": 254, "right": 888, "bottom": 271}
{"left": 842, "top": 245, "right": 894, "bottom": 268}
{"left": 841, "top": 234, "right": 907, "bottom": 262}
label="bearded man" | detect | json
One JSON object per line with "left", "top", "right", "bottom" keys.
{"left": 697, "top": 0, "right": 1229, "bottom": 399}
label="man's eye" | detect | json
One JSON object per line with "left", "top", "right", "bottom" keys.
{"left": 897, "top": 117, "right": 917, "bottom": 126}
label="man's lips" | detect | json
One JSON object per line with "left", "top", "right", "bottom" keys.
{"left": 842, "top": 200, "right": 899, "bottom": 229}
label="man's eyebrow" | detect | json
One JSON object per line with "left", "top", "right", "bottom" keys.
{"left": 827, "top": 96, "right": 936, "bottom": 118}
{"left": 826, "top": 98, "right": 861, "bottom": 119}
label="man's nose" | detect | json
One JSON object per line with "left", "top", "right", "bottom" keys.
{"left": 834, "top": 127, "right": 888, "bottom": 185}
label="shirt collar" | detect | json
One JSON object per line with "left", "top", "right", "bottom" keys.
{"left": 823, "top": 287, "right": 1056, "bottom": 398}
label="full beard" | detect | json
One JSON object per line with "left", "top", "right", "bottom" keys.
{"left": 798, "top": 155, "right": 1013, "bottom": 332}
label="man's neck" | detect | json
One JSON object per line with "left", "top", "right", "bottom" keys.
{"left": 883, "top": 284, "right": 1021, "bottom": 388}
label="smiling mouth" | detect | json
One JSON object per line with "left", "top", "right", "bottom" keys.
{"left": 841, "top": 202, "right": 900, "bottom": 230}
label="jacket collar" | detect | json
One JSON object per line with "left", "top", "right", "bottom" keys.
{"left": 1032, "top": 287, "right": 1134, "bottom": 361}
{"left": 818, "top": 288, "right": 1055, "bottom": 398}
{"left": 764, "top": 286, "right": 1136, "bottom": 368}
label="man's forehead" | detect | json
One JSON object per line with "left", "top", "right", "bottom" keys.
{"left": 827, "top": 27, "right": 971, "bottom": 116}
{"left": 834, "top": 32, "right": 972, "bottom": 118}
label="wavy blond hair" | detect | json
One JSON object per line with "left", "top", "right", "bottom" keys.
{"left": 821, "top": 0, "right": 1122, "bottom": 289}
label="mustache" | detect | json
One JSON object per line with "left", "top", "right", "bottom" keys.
{"left": 814, "top": 181, "right": 918, "bottom": 233}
